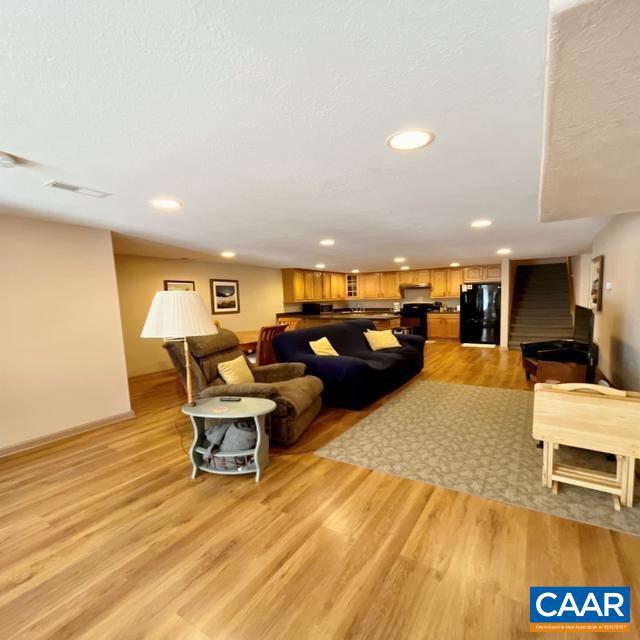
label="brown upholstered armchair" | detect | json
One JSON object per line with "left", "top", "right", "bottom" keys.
{"left": 163, "top": 328, "right": 323, "bottom": 445}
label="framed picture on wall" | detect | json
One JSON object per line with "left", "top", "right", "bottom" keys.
{"left": 590, "top": 255, "right": 604, "bottom": 312}
{"left": 164, "top": 280, "right": 196, "bottom": 292}
{"left": 210, "top": 279, "right": 240, "bottom": 314}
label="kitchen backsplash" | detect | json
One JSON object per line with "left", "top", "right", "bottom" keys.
{"left": 282, "top": 288, "right": 458, "bottom": 314}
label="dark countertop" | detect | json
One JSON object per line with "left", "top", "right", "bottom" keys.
{"left": 427, "top": 310, "right": 460, "bottom": 314}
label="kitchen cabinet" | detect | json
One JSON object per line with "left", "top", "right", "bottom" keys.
{"left": 313, "top": 271, "right": 323, "bottom": 299}
{"left": 330, "top": 272, "right": 346, "bottom": 299}
{"left": 447, "top": 268, "right": 463, "bottom": 297}
{"left": 431, "top": 268, "right": 462, "bottom": 298}
{"left": 398, "top": 269, "right": 430, "bottom": 286}
{"left": 359, "top": 272, "right": 381, "bottom": 298}
{"left": 282, "top": 269, "right": 344, "bottom": 302}
{"left": 427, "top": 313, "right": 460, "bottom": 340}
{"left": 430, "top": 269, "right": 448, "bottom": 297}
{"left": 380, "top": 272, "right": 400, "bottom": 298}
{"left": 304, "top": 271, "right": 315, "bottom": 300}
{"left": 463, "top": 266, "right": 484, "bottom": 282}
{"left": 322, "top": 272, "right": 332, "bottom": 299}
{"left": 413, "top": 269, "right": 430, "bottom": 284}
{"left": 346, "top": 274, "right": 359, "bottom": 298}
{"left": 484, "top": 265, "right": 502, "bottom": 281}
{"left": 463, "top": 264, "right": 501, "bottom": 283}
{"left": 291, "top": 270, "right": 305, "bottom": 301}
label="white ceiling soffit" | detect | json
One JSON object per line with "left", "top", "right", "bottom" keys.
{"left": 1, "top": 1, "right": 608, "bottom": 270}
{"left": 540, "top": 0, "right": 640, "bottom": 222}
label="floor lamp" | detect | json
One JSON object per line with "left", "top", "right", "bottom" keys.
{"left": 141, "top": 290, "right": 218, "bottom": 405}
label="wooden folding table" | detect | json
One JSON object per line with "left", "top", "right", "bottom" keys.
{"left": 533, "top": 383, "right": 640, "bottom": 510}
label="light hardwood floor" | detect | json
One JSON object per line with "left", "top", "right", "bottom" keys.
{"left": 1, "top": 343, "right": 638, "bottom": 639}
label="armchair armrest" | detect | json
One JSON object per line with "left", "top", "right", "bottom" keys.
{"left": 198, "top": 382, "right": 276, "bottom": 400}
{"left": 252, "top": 362, "right": 306, "bottom": 383}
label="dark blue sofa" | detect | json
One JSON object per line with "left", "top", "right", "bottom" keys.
{"left": 273, "top": 319, "right": 425, "bottom": 410}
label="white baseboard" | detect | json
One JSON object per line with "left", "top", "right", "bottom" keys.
{"left": 0, "top": 410, "right": 136, "bottom": 459}
{"left": 461, "top": 343, "right": 497, "bottom": 349}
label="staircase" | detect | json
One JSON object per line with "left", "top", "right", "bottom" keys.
{"left": 508, "top": 263, "right": 573, "bottom": 349}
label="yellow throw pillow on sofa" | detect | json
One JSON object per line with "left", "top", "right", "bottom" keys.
{"left": 218, "top": 355, "right": 255, "bottom": 384}
{"left": 309, "top": 336, "right": 339, "bottom": 356}
{"left": 364, "top": 329, "right": 401, "bottom": 351}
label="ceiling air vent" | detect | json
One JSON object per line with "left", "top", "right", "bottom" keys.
{"left": 44, "top": 180, "right": 111, "bottom": 198}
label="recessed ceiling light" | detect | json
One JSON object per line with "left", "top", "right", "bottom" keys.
{"left": 471, "top": 219, "right": 492, "bottom": 228}
{"left": 351, "top": 269, "right": 360, "bottom": 273}
{"left": 221, "top": 251, "right": 236, "bottom": 258}
{"left": 315, "top": 263, "right": 326, "bottom": 269}
{"left": 496, "top": 248, "right": 512, "bottom": 255}
{"left": 387, "top": 129, "right": 435, "bottom": 151}
{"left": 450, "top": 262, "right": 461, "bottom": 267}
{"left": 150, "top": 197, "right": 182, "bottom": 210}
{"left": 319, "top": 239, "right": 335, "bottom": 246}
{"left": 400, "top": 265, "right": 410, "bottom": 271}
{"left": 393, "top": 257, "right": 406, "bottom": 263}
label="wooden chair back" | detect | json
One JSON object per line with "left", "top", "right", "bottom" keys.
{"left": 256, "top": 324, "right": 287, "bottom": 366}
{"left": 277, "top": 318, "right": 301, "bottom": 331}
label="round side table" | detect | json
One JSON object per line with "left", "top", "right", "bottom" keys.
{"left": 181, "top": 397, "right": 276, "bottom": 482}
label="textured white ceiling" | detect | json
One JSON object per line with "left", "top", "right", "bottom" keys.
{"left": 540, "top": 0, "right": 640, "bottom": 222}
{"left": 0, "top": 1, "right": 607, "bottom": 271}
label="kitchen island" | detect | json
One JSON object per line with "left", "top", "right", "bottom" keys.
{"left": 277, "top": 312, "right": 401, "bottom": 331}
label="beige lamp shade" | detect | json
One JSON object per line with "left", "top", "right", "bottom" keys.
{"left": 141, "top": 291, "right": 218, "bottom": 339}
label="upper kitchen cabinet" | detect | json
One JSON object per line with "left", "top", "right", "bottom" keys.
{"left": 430, "top": 269, "right": 448, "bottom": 297}
{"left": 398, "top": 269, "right": 430, "bottom": 286}
{"left": 282, "top": 268, "right": 345, "bottom": 302}
{"left": 359, "top": 272, "right": 381, "bottom": 298}
{"left": 330, "top": 272, "right": 346, "bottom": 299}
{"left": 463, "top": 264, "right": 502, "bottom": 283}
{"left": 447, "top": 268, "right": 463, "bottom": 297}
{"left": 431, "top": 268, "right": 462, "bottom": 298}
{"left": 380, "top": 272, "right": 400, "bottom": 298}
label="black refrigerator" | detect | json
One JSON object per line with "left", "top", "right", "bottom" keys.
{"left": 460, "top": 283, "right": 501, "bottom": 345}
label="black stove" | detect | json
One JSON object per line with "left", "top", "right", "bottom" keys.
{"left": 400, "top": 303, "right": 441, "bottom": 338}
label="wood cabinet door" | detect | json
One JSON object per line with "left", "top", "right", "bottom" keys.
{"left": 463, "top": 266, "right": 484, "bottom": 283}
{"left": 360, "top": 272, "right": 381, "bottom": 298}
{"left": 398, "top": 269, "right": 414, "bottom": 285}
{"left": 303, "top": 270, "right": 315, "bottom": 299}
{"left": 427, "top": 315, "right": 443, "bottom": 338}
{"left": 380, "top": 272, "right": 400, "bottom": 298}
{"left": 414, "top": 269, "right": 430, "bottom": 285}
{"left": 447, "top": 269, "right": 463, "bottom": 297}
{"left": 430, "top": 269, "right": 447, "bottom": 298}
{"left": 313, "top": 271, "right": 323, "bottom": 299}
{"left": 322, "top": 272, "right": 332, "bottom": 299}
{"left": 484, "top": 265, "right": 502, "bottom": 281}
{"left": 444, "top": 316, "right": 460, "bottom": 339}
{"left": 292, "top": 270, "right": 305, "bottom": 301}
{"left": 330, "top": 272, "right": 346, "bottom": 299}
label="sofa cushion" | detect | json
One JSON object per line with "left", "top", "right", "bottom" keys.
{"left": 309, "top": 336, "right": 339, "bottom": 356}
{"left": 364, "top": 329, "right": 401, "bottom": 351}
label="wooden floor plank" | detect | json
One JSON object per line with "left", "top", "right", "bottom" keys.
{"left": 1, "top": 342, "right": 638, "bottom": 639}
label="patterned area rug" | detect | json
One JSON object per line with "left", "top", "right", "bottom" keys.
{"left": 316, "top": 380, "right": 640, "bottom": 536}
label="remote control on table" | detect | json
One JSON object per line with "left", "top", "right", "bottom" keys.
{"left": 219, "top": 396, "right": 242, "bottom": 402}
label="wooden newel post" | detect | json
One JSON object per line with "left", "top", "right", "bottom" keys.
{"left": 184, "top": 337, "right": 196, "bottom": 406}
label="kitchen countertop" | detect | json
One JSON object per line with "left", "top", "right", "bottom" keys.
{"left": 277, "top": 311, "right": 400, "bottom": 321}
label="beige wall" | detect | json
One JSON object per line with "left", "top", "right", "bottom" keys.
{"left": 571, "top": 253, "right": 592, "bottom": 308}
{"left": 591, "top": 212, "right": 640, "bottom": 390}
{"left": 115, "top": 254, "right": 285, "bottom": 376}
{"left": 0, "top": 215, "right": 131, "bottom": 452}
